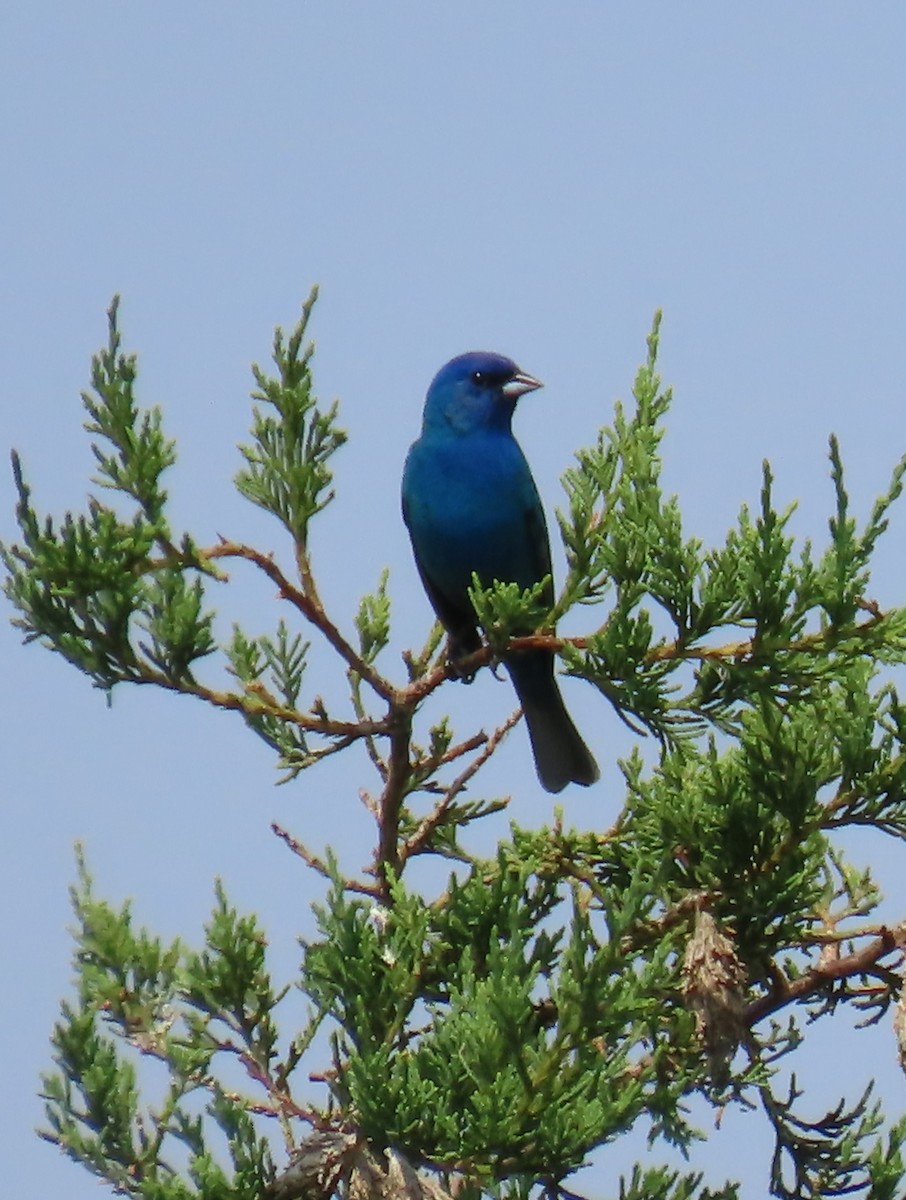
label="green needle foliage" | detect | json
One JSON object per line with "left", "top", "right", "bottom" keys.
{"left": 5, "top": 292, "right": 906, "bottom": 1199}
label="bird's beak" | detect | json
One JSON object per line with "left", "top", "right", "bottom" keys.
{"left": 502, "top": 370, "right": 543, "bottom": 401}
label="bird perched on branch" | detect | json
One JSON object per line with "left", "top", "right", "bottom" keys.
{"left": 402, "top": 351, "right": 598, "bottom": 793}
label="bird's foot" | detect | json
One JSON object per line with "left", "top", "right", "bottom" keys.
{"left": 448, "top": 655, "right": 477, "bottom": 684}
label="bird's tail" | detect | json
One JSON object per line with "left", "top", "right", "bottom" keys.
{"left": 505, "top": 651, "right": 599, "bottom": 794}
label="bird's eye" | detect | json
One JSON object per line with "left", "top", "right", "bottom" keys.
{"left": 471, "top": 371, "right": 484, "bottom": 384}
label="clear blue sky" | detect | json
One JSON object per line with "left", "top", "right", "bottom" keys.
{"left": 3, "top": 6, "right": 906, "bottom": 1197}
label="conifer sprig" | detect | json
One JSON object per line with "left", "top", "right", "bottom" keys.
{"left": 6, "top": 297, "right": 906, "bottom": 1198}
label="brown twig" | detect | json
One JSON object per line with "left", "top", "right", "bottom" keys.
{"left": 614, "top": 891, "right": 714, "bottom": 956}
{"left": 408, "top": 731, "right": 492, "bottom": 784}
{"left": 396, "top": 608, "right": 890, "bottom": 711}
{"left": 506, "top": 607, "right": 888, "bottom": 666}
{"left": 272, "top": 822, "right": 381, "bottom": 898}
{"left": 205, "top": 540, "right": 394, "bottom": 701}
{"left": 347, "top": 668, "right": 388, "bottom": 782}
{"left": 400, "top": 709, "right": 521, "bottom": 864}
{"left": 131, "top": 664, "right": 384, "bottom": 739}
{"left": 373, "top": 712, "right": 415, "bottom": 898}
{"left": 208, "top": 1033, "right": 320, "bottom": 1146}
{"left": 435, "top": 731, "right": 489, "bottom": 766}
{"left": 745, "top": 923, "right": 906, "bottom": 1026}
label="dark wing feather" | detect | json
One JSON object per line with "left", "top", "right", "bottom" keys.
{"left": 402, "top": 492, "right": 481, "bottom": 661}
{"left": 523, "top": 498, "right": 555, "bottom": 610}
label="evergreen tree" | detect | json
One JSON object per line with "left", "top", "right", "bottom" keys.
{"left": 5, "top": 293, "right": 906, "bottom": 1199}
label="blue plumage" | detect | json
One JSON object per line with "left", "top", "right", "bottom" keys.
{"left": 402, "top": 352, "right": 598, "bottom": 793}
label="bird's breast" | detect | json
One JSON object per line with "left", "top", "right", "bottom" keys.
{"left": 402, "top": 432, "right": 544, "bottom": 597}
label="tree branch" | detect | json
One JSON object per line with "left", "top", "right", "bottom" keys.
{"left": 205, "top": 540, "right": 395, "bottom": 701}
{"left": 745, "top": 923, "right": 906, "bottom": 1026}
{"left": 373, "top": 712, "right": 414, "bottom": 898}
{"left": 400, "top": 709, "right": 520, "bottom": 864}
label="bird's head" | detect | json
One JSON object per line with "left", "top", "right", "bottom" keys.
{"left": 422, "top": 351, "right": 543, "bottom": 435}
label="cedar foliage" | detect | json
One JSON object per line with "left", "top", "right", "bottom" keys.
{"left": 5, "top": 294, "right": 906, "bottom": 1199}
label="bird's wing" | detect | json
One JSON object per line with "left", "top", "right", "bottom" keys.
{"left": 524, "top": 495, "right": 555, "bottom": 609}
{"left": 402, "top": 491, "right": 482, "bottom": 659}
{"left": 414, "top": 555, "right": 483, "bottom": 660}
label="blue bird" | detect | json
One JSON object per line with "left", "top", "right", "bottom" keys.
{"left": 402, "top": 351, "right": 599, "bottom": 793}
